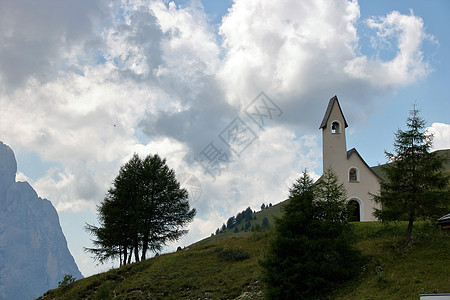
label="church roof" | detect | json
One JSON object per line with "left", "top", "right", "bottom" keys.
{"left": 319, "top": 95, "right": 349, "bottom": 129}
{"left": 347, "top": 148, "right": 383, "bottom": 181}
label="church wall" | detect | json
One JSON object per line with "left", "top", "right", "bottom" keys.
{"left": 344, "top": 154, "right": 380, "bottom": 221}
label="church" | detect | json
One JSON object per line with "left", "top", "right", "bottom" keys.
{"left": 320, "top": 96, "right": 382, "bottom": 221}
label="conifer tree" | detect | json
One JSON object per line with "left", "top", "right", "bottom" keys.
{"left": 373, "top": 106, "right": 449, "bottom": 244}
{"left": 260, "top": 170, "right": 361, "bottom": 299}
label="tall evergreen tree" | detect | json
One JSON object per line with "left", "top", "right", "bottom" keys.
{"left": 260, "top": 170, "right": 361, "bottom": 299}
{"left": 373, "top": 106, "right": 449, "bottom": 244}
{"left": 85, "top": 154, "right": 196, "bottom": 265}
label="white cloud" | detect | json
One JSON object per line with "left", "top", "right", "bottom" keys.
{"left": 428, "top": 123, "right": 450, "bottom": 151}
{"left": 218, "top": 0, "right": 433, "bottom": 127}
{"left": 349, "top": 10, "right": 433, "bottom": 87}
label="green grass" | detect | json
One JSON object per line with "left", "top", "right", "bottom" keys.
{"left": 336, "top": 222, "right": 450, "bottom": 299}
{"left": 37, "top": 221, "right": 450, "bottom": 300}
{"left": 37, "top": 232, "right": 269, "bottom": 300}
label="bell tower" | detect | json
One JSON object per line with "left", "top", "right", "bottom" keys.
{"left": 320, "top": 96, "right": 348, "bottom": 178}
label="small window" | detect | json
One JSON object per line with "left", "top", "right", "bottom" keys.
{"left": 349, "top": 167, "right": 359, "bottom": 182}
{"left": 331, "top": 121, "right": 341, "bottom": 134}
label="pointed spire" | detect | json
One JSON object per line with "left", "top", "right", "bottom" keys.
{"left": 319, "top": 95, "right": 349, "bottom": 129}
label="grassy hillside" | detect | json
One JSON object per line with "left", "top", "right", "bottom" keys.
{"left": 38, "top": 218, "right": 450, "bottom": 299}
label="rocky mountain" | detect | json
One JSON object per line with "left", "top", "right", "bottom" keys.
{"left": 0, "top": 142, "right": 82, "bottom": 299}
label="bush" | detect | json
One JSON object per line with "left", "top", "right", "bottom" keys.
{"left": 58, "top": 274, "right": 76, "bottom": 288}
{"left": 215, "top": 248, "right": 250, "bottom": 262}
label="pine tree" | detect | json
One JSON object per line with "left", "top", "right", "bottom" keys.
{"left": 373, "top": 106, "right": 449, "bottom": 244}
{"left": 260, "top": 170, "right": 362, "bottom": 299}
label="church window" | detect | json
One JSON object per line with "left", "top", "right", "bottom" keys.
{"left": 331, "top": 121, "right": 341, "bottom": 134}
{"left": 349, "top": 167, "right": 359, "bottom": 182}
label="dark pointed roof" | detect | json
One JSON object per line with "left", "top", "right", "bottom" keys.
{"left": 319, "top": 95, "right": 349, "bottom": 129}
{"left": 347, "top": 148, "right": 383, "bottom": 181}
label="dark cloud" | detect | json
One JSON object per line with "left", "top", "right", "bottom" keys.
{"left": 0, "top": 0, "right": 106, "bottom": 90}
{"left": 139, "top": 75, "right": 237, "bottom": 160}
{"left": 111, "top": 6, "right": 164, "bottom": 81}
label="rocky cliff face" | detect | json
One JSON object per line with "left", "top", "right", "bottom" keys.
{"left": 0, "top": 142, "right": 82, "bottom": 299}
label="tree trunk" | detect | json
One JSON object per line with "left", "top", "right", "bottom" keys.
{"left": 406, "top": 208, "right": 415, "bottom": 245}
{"left": 141, "top": 232, "right": 149, "bottom": 261}
{"left": 123, "top": 246, "right": 128, "bottom": 266}
{"left": 128, "top": 247, "right": 133, "bottom": 265}
{"left": 134, "top": 238, "right": 140, "bottom": 262}
{"left": 119, "top": 246, "right": 123, "bottom": 267}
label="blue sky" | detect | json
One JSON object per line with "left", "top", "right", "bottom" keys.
{"left": 0, "top": 0, "right": 449, "bottom": 277}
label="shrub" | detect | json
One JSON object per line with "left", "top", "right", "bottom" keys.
{"left": 215, "top": 248, "right": 250, "bottom": 262}
{"left": 58, "top": 274, "right": 76, "bottom": 288}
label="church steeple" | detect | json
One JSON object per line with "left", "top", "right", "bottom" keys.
{"left": 320, "top": 96, "right": 348, "bottom": 175}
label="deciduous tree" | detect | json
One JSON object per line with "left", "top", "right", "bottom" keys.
{"left": 85, "top": 154, "right": 196, "bottom": 265}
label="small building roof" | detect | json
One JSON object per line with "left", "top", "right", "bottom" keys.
{"left": 347, "top": 148, "right": 384, "bottom": 181}
{"left": 319, "top": 95, "right": 349, "bottom": 129}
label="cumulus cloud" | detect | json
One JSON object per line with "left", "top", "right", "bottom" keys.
{"left": 349, "top": 10, "right": 433, "bottom": 86}
{"left": 218, "top": 0, "right": 433, "bottom": 127}
{"left": 428, "top": 123, "right": 450, "bottom": 151}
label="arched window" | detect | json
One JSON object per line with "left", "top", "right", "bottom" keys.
{"left": 348, "top": 167, "right": 359, "bottom": 182}
{"left": 331, "top": 121, "right": 341, "bottom": 134}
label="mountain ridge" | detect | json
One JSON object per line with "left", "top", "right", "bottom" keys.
{"left": 0, "top": 141, "right": 82, "bottom": 299}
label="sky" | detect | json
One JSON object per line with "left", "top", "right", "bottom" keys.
{"left": 0, "top": 0, "right": 449, "bottom": 277}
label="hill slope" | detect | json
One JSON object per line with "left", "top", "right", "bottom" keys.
{"left": 38, "top": 219, "right": 450, "bottom": 299}
{"left": 371, "top": 148, "right": 450, "bottom": 180}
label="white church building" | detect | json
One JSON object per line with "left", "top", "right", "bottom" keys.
{"left": 320, "top": 96, "right": 382, "bottom": 221}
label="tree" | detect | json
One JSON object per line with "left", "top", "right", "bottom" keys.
{"left": 373, "top": 107, "right": 449, "bottom": 244}
{"left": 235, "top": 212, "right": 243, "bottom": 225}
{"left": 226, "top": 216, "right": 236, "bottom": 229}
{"left": 58, "top": 274, "right": 76, "bottom": 288}
{"left": 85, "top": 153, "right": 196, "bottom": 265}
{"left": 260, "top": 170, "right": 362, "bottom": 299}
{"left": 261, "top": 203, "right": 266, "bottom": 210}
{"left": 244, "top": 207, "right": 253, "bottom": 221}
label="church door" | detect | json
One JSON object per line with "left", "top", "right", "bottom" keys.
{"left": 348, "top": 199, "right": 360, "bottom": 222}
